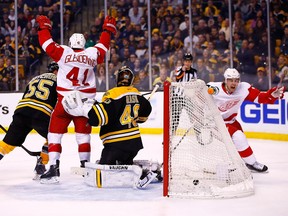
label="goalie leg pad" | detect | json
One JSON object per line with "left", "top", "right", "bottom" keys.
{"left": 81, "top": 163, "right": 143, "bottom": 188}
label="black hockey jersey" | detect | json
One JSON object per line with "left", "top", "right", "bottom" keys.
{"left": 175, "top": 66, "right": 197, "bottom": 82}
{"left": 87, "top": 86, "right": 152, "bottom": 152}
{"left": 14, "top": 73, "right": 57, "bottom": 120}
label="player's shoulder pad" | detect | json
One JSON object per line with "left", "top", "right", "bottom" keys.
{"left": 240, "top": 81, "right": 251, "bottom": 89}
{"left": 102, "top": 86, "right": 141, "bottom": 101}
{"left": 32, "top": 73, "right": 57, "bottom": 82}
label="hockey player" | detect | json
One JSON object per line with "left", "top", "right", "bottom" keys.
{"left": 0, "top": 61, "right": 58, "bottom": 179}
{"left": 62, "top": 66, "right": 157, "bottom": 188}
{"left": 36, "top": 15, "right": 117, "bottom": 183}
{"left": 207, "top": 68, "right": 285, "bottom": 172}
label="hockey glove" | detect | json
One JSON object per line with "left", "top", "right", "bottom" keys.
{"left": 102, "top": 15, "right": 117, "bottom": 35}
{"left": 36, "top": 15, "right": 52, "bottom": 31}
{"left": 268, "top": 86, "right": 285, "bottom": 99}
{"left": 62, "top": 91, "right": 95, "bottom": 118}
{"left": 272, "top": 86, "right": 285, "bottom": 99}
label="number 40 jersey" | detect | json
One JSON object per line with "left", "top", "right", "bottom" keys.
{"left": 87, "top": 86, "right": 152, "bottom": 152}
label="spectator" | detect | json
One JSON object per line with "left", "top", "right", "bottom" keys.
{"left": 252, "top": 66, "right": 269, "bottom": 91}
{"left": 0, "top": 57, "right": 9, "bottom": 91}
{"left": 135, "top": 37, "right": 147, "bottom": 58}
{"left": 0, "top": 35, "right": 15, "bottom": 58}
{"left": 133, "top": 57, "right": 142, "bottom": 75}
{"left": 236, "top": 39, "right": 256, "bottom": 81}
{"left": 276, "top": 54, "right": 288, "bottom": 89}
{"left": 280, "top": 25, "right": 288, "bottom": 55}
{"left": 203, "top": 0, "right": 219, "bottom": 20}
{"left": 96, "top": 64, "right": 107, "bottom": 92}
{"left": 214, "top": 31, "right": 229, "bottom": 55}
{"left": 169, "top": 35, "right": 184, "bottom": 52}
{"left": 129, "top": 5, "right": 142, "bottom": 25}
{"left": 152, "top": 65, "right": 172, "bottom": 90}
{"left": 219, "top": 18, "right": 230, "bottom": 42}
{"left": 18, "top": 36, "right": 36, "bottom": 77}
{"left": 196, "top": 58, "right": 210, "bottom": 83}
{"left": 134, "top": 69, "right": 149, "bottom": 90}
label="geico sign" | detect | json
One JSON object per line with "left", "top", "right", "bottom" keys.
{"left": 240, "top": 100, "right": 286, "bottom": 124}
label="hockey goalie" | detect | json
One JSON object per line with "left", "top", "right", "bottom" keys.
{"left": 62, "top": 66, "right": 162, "bottom": 189}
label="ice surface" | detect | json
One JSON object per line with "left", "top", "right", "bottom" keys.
{"left": 0, "top": 133, "right": 287, "bottom": 216}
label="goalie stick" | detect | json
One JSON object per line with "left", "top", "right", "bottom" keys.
{"left": 0, "top": 124, "right": 41, "bottom": 157}
{"left": 142, "top": 84, "right": 160, "bottom": 100}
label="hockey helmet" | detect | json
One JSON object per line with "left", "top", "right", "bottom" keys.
{"left": 69, "top": 33, "right": 86, "bottom": 49}
{"left": 224, "top": 68, "right": 240, "bottom": 80}
{"left": 116, "top": 66, "right": 134, "bottom": 87}
{"left": 184, "top": 53, "right": 193, "bottom": 61}
{"left": 47, "top": 61, "right": 59, "bottom": 73}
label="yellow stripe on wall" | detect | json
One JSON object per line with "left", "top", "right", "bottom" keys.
{"left": 1, "top": 127, "right": 287, "bottom": 141}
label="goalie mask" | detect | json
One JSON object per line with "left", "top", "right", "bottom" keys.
{"left": 116, "top": 66, "right": 134, "bottom": 87}
{"left": 69, "top": 33, "right": 86, "bottom": 49}
{"left": 47, "top": 61, "right": 59, "bottom": 73}
{"left": 224, "top": 68, "right": 240, "bottom": 81}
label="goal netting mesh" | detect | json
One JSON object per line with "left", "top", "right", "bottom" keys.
{"left": 163, "top": 80, "right": 254, "bottom": 199}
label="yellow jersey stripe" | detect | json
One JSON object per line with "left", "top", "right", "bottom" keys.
{"left": 19, "top": 98, "right": 53, "bottom": 110}
{"left": 103, "top": 134, "right": 141, "bottom": 144}
{"left": 92, "top": 105, "right": 102, "bottom": 126}
{"left": 100, "top": 127, "right": 139, "bottom": 140}
{"left": 99, "top": 103, "right": 108, "bottom": 124}
{"left": 16, "top": 104, "right": 51, "bottom": 116}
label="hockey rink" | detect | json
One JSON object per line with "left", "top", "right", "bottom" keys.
{"left": 0, "top": 133, "right": 287, "bottom": 216}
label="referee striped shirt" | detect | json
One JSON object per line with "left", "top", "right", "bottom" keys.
{"left": 175, "top": 66, "right": 197, "bottom": 82}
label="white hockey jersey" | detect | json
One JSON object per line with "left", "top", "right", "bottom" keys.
{"left": 208, "top": 82, "right": 261, "bottom": 124}
{"left": 38, "top": 29, "right": 111, "bottom": 99}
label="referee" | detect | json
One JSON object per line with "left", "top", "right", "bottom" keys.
{"left": 172, "top": 52, "right": 198, "bottom": 134}
{"left": 175, "top": 53, "right": 197, "bottom": 82}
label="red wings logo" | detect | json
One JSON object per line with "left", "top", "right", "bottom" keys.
{"left": 218, "top": 100, "right": 240, "bottom": 112}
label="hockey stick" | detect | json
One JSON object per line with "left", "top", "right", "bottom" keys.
{"left": 0, "top": 124, "right": 41, "bottom": 157}
{"left": 172, "top": 126, "right": 193, "bottom": 151}
{"left": 143, "top": 84, "right": 160, "bottom": 100}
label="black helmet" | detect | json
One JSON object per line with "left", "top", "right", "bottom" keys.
{"left": 47, "top": 61, "right": 59, "bottom": 73}
{"left": 184, "top": 53, "right": 193, "bottom": 61}
{"left": 116, "top": 66, "right": 134, "bottom": 87}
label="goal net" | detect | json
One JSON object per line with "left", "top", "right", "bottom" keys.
{"left": 163, "top": 80, "right": 254, "bottom": 199}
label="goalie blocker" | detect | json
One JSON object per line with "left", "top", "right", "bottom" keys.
{"left": 71, "top": 161, "right": 162, "bottom": 189}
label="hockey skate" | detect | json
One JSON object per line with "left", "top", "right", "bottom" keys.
{"left": 246, "top": 161, "right": 268, "bottom": 173}
{"left": 80, "top": 160, "right": 88, "bottom": 168}
{"left": 136, "top": 169, "right": 157, "bottom": 189}
{"left": 33, "top": 156, "right": 46, "bottom": 180}
{"left": 40, "top": 160, "right": 60, "bottom": 184}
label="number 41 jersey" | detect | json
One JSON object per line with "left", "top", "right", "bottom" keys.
{"left": 54, "top": 46, "right": 98, "bottom": 98}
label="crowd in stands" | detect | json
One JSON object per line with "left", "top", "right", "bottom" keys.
{"left": 0, "top": 0, "right": 82, "bottom": 91}
{"left": 1, "top": 0, "right": 288, "bottom": 92}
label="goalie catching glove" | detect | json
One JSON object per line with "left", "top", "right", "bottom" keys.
{"left": 36, "top": 15, "right": 52, "bottom": 31}
{"left": 102, "top": 15, "right": 117, "bottom": 35}
{"left": 62, "top": 91, "right": 95, "bottom": 118}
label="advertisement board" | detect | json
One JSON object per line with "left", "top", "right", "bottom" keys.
{"left": 0, "top": 92, "right": 287, "bottom": 140}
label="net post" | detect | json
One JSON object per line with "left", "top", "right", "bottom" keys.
{"left": 163, "top": 81, "right": 171, "bottom": 197}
